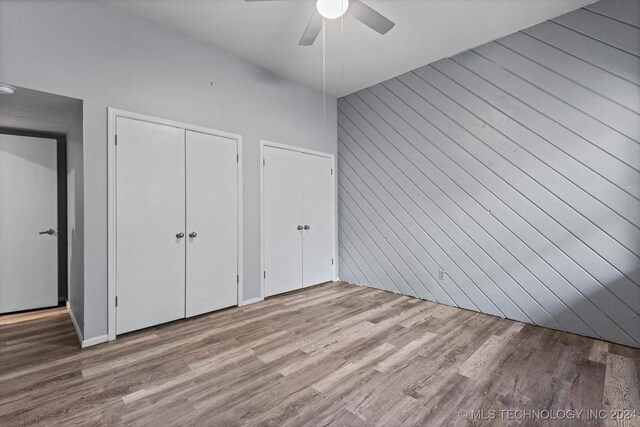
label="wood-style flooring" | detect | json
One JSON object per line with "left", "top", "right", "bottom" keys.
{"left": 1, "top": 281, "right": 639, "bottom": 426}
{"left": 0, "top": 306, "right": 67, "bottom": 326}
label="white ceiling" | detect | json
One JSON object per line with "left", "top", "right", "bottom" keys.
{"left": 107, "top": 0, "right": 596, "bottom": 97}
{"left": 0, "top": 85, "right": 81, "bottom": 134}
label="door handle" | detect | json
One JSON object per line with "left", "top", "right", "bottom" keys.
{"left": 297, "top": 225, "right": 303, "bottom": 231}
{"left": 304, "top": 225, "right": 310, "bottom": 230}
{"left": 189, "top": 231, "right": 197, "bottom": 238}
{"left": 176, "top": 232, "right": 185, "bottom": 238}
{"left": 39, "top": 228, "right": 56, "bottom": 235}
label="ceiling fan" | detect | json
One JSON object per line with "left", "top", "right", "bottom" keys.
{"left": 246, "top": 0, "right": 395, "bottom": 46}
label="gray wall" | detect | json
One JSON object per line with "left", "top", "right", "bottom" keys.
{"left": 0, "top": 0, "right": 337, "bottom": 341}
{"left": 338, "top": 0, "right": 640, "bottom": 348}
{"left": 66, "top": 105, "right": 84, "bottom": 333}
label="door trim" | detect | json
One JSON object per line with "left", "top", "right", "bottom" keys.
{"left": 0, "top": 132, "right": 62, "bottom": 313}
{"left": 0, "top": 128, "right": 68, "bottom": 306}
{"left": 107, "top": 108, "right": 243, "bottom": 341}
{"left": 259, "top": 140, "right": 337, "bottom": 300}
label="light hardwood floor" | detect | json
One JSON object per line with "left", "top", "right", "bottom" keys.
{"left": 0, "top": 306, "right": 67, "bottom": 326}
{"left": 1, "top": 281, "right": 638, "bottom": 426}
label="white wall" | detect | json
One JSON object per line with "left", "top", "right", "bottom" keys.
{"left": 0, "top": 0, "right": 337, "bottom": 341}
{"left": 66, "top": 105, "right": 84, "bottom": 333}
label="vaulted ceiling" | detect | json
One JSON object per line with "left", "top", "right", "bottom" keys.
{"left": 107, "top": 0, "right": 596, "bottom": 97}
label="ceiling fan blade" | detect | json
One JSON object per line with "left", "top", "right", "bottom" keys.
{"left": 299, "top": 11, "right": 323, "bottom": 46}
{"left": 348, "top": 0, "right": 395, "bottom": 35}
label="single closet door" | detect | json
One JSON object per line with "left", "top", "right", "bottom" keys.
{"left": 301, "top": 153, "right": 335, "bottom": 287}
{"left": 116, "top": 117, "right": 186, "bottom": 335}
{"left": 185, "top": 131, "right": 238, "bottom": 317}
{"left": 263, "top": 146, "right": 302, "bottom": 296}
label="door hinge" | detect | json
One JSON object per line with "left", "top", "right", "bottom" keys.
{"left": 237, "top": 154, "right": 239, "bottom": 163}
{"left": 331, "top": 258, "right": 334, "bottom": 265}
{"left": 237, "top": 274, "right": 239, "bottom": 284}
{"left": 263, "top": 158, "right": 265, "bottom": 166}
{"left": 331, "top": 168, "right": 333, "bottom": 175}
{"left": 264, "top": 270, "right": 266, "bottom": 279}
{"left": 115, "top": 296, "right": 118, "bottom": 307}
{"left": 115, "top": 135, "right": 118, "bottom": 145}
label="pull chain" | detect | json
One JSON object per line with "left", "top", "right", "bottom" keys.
{"left": 322, "top": 17, "right": 326, "bottom": 135}
{"left": 341, "top": 10, "right": 344, "bottom": 86}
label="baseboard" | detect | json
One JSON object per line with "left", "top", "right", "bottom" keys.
{"left": 67, "top": 304, "right": 83, "bottom": 347}
{"left": 67, "top": 303, "right": 108, "bottom": 348}
{"left": 82, "top": 334, "right": 109, "bottom": 348}
{"left": 240, "top": 296, "right": 264, "bottom": 306}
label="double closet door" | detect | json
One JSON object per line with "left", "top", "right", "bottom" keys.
{"left": 263, "top": 145, "right": 335, "bottom": 297}
{"left": 116, "top": 117, "right": 238, "bottom": 335}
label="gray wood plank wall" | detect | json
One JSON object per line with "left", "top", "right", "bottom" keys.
{"left": 337, "top": 0, "right": 640, "bottom": 348}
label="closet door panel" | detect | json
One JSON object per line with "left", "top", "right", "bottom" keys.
{"left": 185, "top": 131, "right": 238, "bottom": 317}
{"left": 116, "top": 117, "right": 186, "bottom": 335}
{"left": 263, "top": 146, "right": 303, "bottom": 296}
{"left": 302, "top": 153, "right": 335, "bottom": 287}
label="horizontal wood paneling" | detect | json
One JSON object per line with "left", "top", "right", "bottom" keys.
{"left": 338, "top": 0, "right": 640, "bottom": 348}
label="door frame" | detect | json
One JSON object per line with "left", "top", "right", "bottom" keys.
{"left": 259, "top": 140, "right": 337, "bottom": 300}
{"left": 107, "top": 108, "right": 243, "bottom": 341}
{"left": 0, "top": 127, "right": 68, "bottom": 306}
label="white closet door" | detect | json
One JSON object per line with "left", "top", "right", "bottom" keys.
{"left": 116, "top": 117, "right": 186, "bottom": 335}
{"left": 263, "top": 146, "right": 302, "bottom": 296}
{"left": 302, "top": 153, "right": 335, "bottom": 287}
{"left": 0, "top": 135, "right": 58, "bottom": 313}
{"left": 185, "top": 131, "right": 238, "bottom": 317}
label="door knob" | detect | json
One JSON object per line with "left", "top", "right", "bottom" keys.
{"left": 297, "top": 225, "right": 303, "bottom": 230}
{"left": 189, "top": 231, "right": 197, "bottom": 238}
{"left": 176, "top": 232, "right": 185, "bottom": 238}
{"left": 39, "top": 228, "right": 56, "bottom": 235}
{"left": 304, "top": 225, "right": 310, "bottom": 230}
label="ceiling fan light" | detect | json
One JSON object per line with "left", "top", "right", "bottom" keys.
{"left": 316, "top": 0, "right": 349, "bottom": 20}
{"left": 0, "top": 84, "right": 15, "bottom": 95}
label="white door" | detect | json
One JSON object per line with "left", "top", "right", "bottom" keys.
{"left": 185, "top": 131, "right": 238, "bottom": 317}
{"left": 0, "top": 134, "right": 58, "bottom": 313}
{"left": 263, "top": 146, "right": 303, "bottom": 296}
{"left": 116, "top": 117, "right": 186, "bottom": 334}
{"left": 302, "top": 153, "right": 335, "bottom": 287}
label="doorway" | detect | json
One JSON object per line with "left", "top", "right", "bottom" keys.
{"left": 0, "top": 84, "right": 82, "bottom": 320}
{"left": 0, "top": 132, "right": 62, "bottom": 312}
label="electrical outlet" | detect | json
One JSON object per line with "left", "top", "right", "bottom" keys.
{"left": 438, "top": 270, "right": 445, "bottom": 280}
